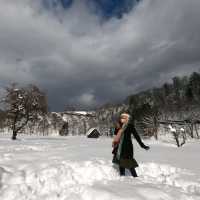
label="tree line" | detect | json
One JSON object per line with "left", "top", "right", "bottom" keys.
{"left": 125, "top": 71, "right": 200, "bottom": 140}
{"left": 1, "top": 71, "right": 200, "bottom": 141}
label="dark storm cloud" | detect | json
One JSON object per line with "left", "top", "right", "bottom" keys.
{"left": 0, "top": 0, "right": 200, "bottom": 111}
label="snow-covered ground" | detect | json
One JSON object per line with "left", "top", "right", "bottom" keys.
{"left": 0, "top": 135, "right": 199, "bottom": 200}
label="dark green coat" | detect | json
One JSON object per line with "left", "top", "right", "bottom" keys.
{"left": 112, "top": 123, "right": 146, "bottom": 169}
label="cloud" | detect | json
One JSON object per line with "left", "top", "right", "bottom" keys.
{"left": 0, "top": 0, "right": 200, "bottom": 111}
{"left": 75, "top": 90, "right": 96, "bottom": 107}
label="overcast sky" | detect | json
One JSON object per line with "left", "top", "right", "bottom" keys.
{"left": 0, "top": 0, "right": 200, "bottom": 111}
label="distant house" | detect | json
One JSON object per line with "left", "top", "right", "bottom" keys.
{"left": 86, "top": 128, "right": 101, "bottom": 138}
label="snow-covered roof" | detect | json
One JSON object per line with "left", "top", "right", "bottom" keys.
{"left": 74, "top": 111, "right": 88, "bottom": 115}
{"left": 86, "top": 127, "right": 99, "bottom": 136}
{"left": 60, "top": 110, "right": 95, "bottom": 115}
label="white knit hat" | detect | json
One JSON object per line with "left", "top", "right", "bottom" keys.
{"left": 120, "top": 113, "right": 130, "bottom": 119}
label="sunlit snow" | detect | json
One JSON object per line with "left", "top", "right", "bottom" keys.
{"left": 0, "top": 135, "right": 199, "bottom": 200}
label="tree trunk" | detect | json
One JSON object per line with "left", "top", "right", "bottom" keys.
{"left": 180, "top": 130, "right": 186, "bottom": 146}
{"left": 83, "top": 120, "right": 87, "bottom": 135}
{"left": 172, "top": 132, "right": 180, "bottom": 147}
{"left": 154, "top": 127, "right": 158, "bottom": 140}
{"left": 188, "top": 123, "right": 194, "bottom": 138}
{"left": 194, "top": 124, "right": 199, "bottom": 139}
{"left": 12, "top": 130, "right": 17, "bottom": 140}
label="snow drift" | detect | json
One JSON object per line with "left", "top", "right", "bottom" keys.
{"left": 0, "top": 136, "right": 199, "bottom": 200}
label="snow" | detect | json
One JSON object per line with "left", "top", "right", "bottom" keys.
{"left": 180, "top": 128, "right": 185, "bottom": 132}
{"left": 168, "top": 125, "right": 177, "bottom": 133}
{"left": 0, "top": 135, "right": 199, "bottom": 200}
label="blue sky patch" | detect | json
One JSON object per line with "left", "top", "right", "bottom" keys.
{"left": 42, "top": 0, "right": 140, "bottom": 19}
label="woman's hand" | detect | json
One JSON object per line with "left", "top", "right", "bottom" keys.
{"left": 112, "top": 140, "right": 115, "bottom": 147}
{"left": 112, "top": 128, "right": 123, "bottom": 148}
{"left": 112, "top": 136, "right": 119, "bottom": 147}
{"left": 142, "top": 144, "right": 150, "bottom": 150}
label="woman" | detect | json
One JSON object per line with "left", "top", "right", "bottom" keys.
{"left": 112, "top": 113, "right": 150, "bottom": 177}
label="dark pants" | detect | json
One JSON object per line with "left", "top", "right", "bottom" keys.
{"left": 119, "top": 166, "right": 138, "bottom": 177}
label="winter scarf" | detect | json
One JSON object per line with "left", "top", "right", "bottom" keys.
{"left": 116, "top": 122, "right": 129, "bottom": 161}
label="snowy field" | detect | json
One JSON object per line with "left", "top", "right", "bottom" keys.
{"left": 0, "top": 135, "right": 200, "bottom": 200}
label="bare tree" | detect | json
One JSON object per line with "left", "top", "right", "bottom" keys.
{"left": 4, "top": 83, "right": 48, "bottom": 140}
{"left": 0, "top": 109, "right": 6, "bottom": 131}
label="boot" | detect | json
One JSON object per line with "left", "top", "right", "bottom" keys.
{"left": 130, "top": 167, "right": 138, "bottom": 177}
{"left": 119, "top": 166, "right": 125, "bottom": 176}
